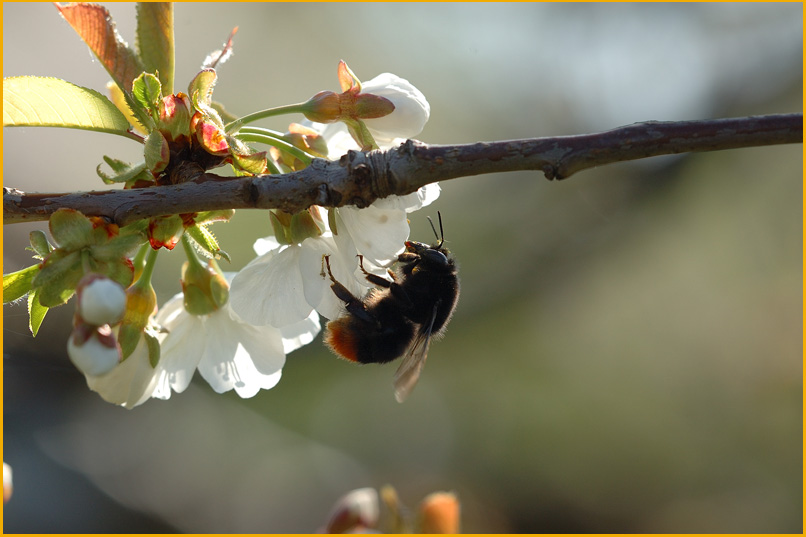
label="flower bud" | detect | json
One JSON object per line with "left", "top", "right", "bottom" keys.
{"left": 158, "top": 92, "right": 192, "bottom": 142}
{"left": 324, "top": 487, "right": 379, "bottom": 533}
{"left": 302, "top": 90, "right": 343, "bottom": 123}
{"left": 3, "top": 462, "right": 12, "bottom": 503}
{"left": 419, "top": 491, "right": 460, "bottom": 534}
{"left": 67, "top": 324, "right": 121, "bottom": 376}
{"left": 77, "top": 274, "right": 127, "bottom": 326}
{"left": 194, "top": 115, "right": 230, "bottom": 156}
{"left": 181, "top": 258, "right": 229, "bottom": 316}
{"left": 85, "top": 333, "right": 161, "bottom": 409}
{"left": 148, "top": 214, "right": 186, "bottom": 250}
{"left": 270, "top": 208, "right": 325, "bottom": 245}
{"left": 118, "top": 280, "right": 158, "bottom": 359}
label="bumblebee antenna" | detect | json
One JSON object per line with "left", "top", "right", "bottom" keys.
{"left": 427, "top": 211, "right": 445, "bottom": 248}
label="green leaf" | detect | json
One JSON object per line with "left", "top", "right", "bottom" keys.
{"left": 195, "top": 209, "right": 235, "bottom": 225}
{"left": 32, "top": 249, "right": 83, "bottom": 307}
{"left": 188, "top": 69, "right": 218, "bottom": 113}
{"left": 3, "top": 264, "right": 40, "bottom": 303}
{"left": 91, "top": 232, "right": 145, "bottom": 261}
{"left": 55, "top": 3, "right": 145, "bottom": 100}
{"left": 132, "top": 73, "right": 163, "bottom": 120}
{"left": 49, "top": 208, "right": 92, "bottom": 251}
{"left": 29, "top": 230, "right": 53, "bottom": 257}
{"left": 96, "top": 157, "right": 151, "bottom": 186}
{"left": 107, "top": 81, "right": 148, "bottom": 134}
{"left": 136, "top": 3, "right": 175, "bottom": 95}
{"left": 93, "top": 259, "right": 136, "bottom": 291}
{"left": 144, "top": 130, "right": 170, "bottom": 173}
{"left": 144, "top": 329, "right": 161, "bottom": 368}
{"left": 186, "top": 224, "right": 231, "bottom": 262}
{"left": 118, "top": 323, "right": 141, "bottom": 360}
{"left": 232, "top": 150, "right": 268, "bottom": 175}
{"left": 3, "top": 77, "right": 134, "bottom": 139}
{"left": 28, "top": 289, "right": 49, "bottom": 336}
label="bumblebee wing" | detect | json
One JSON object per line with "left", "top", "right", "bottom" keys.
{"left": 393, "top": 304, "right": 438, "bottom": 403}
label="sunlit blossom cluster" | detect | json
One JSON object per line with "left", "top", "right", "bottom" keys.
{"left": 76, "top": 72, "right": 437, "bottom": 408}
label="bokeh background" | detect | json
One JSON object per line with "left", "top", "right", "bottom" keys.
{"left": 3, "top": 2, "right": 802, "bottom": 533}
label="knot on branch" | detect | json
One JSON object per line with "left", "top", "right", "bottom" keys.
{"left": 339, "top": 148, "right": 393, "bottom": 207}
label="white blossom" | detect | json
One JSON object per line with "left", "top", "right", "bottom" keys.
{"left": 152, "top": 290, "right": 319, "bottom": 399}
{"left": 230, "top": 70, "right": 439, "bottom": 328}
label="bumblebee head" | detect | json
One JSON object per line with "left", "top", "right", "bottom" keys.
{"left": 406, "top": 212, "right": 448, "bottom": 254}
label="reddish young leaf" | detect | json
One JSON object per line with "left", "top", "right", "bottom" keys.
{"left": 56, "top": 3, "right": 144, "bottom": 96}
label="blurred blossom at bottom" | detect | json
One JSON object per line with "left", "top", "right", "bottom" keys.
{"left": 3, "top": 462, "right": 13, "bottom": 503}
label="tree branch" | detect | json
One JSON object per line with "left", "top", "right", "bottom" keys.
{"left": 4, "top": 114, "right": 801, "bottom": 226}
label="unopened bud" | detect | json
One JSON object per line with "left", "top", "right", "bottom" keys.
{"left": 324, "top": 487, "right": 379, "bottom": 534}
{"left": 77, "top": 275, "right": 127, "bottom": 326}
{"left": 419, "top": 491, "right": 460, "bottom": 534}
{"left": 3, "top": 462, "right": 12, "bottom": 503}
{"left": 148, "top": 214, "right": 185, "bottom": 250}
{"left": 181, "top": 258, "right": 229, "bottom": 316}
{"left": 118, "top": 281, "right": 158, "bottom": 359}
{"left": 301, "top": 90, "right": 342, "bottom": 123}
{"left": 67, "top": 324, "right": 121, "bottom": 376}
{"left": 159, "top": 92, "right": 192, "bottom": 142}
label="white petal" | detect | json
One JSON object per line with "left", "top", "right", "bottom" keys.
{"left": 154, "top": 291, "right": 185, "bottom": 327}
{"left": 371, "top": 184, "right": 441, "bottom": 213}
{"left": 336, "top": 206, "right": 408, "bottom": 267}
{"left": 361, "top": 73, "right": 430, "bottom": 143}
{"left": 195, "top": 308, "right": 285, "bottom": 397}
{"left": 323, "top": 124, "right": 360, "bottom": 158}
{"left": 298, "top": 235, "right": 367, "bottom": 320}
{"left": 280, "top": 309, "right": 322, "bottom": 354}
{"left": 253, "top": 235, "right": 282, "bottom": 256}
{"left": 298, "top": 236, "right": 337, "bottom": 311}
{"left": 153, "top": 309, "right": 204, "bottom": 397}
{"left": 230, "top": 246, "right": 313, "bottom": 327}
{"left": 85, "top": 335, "right": 159, "bottom": 409}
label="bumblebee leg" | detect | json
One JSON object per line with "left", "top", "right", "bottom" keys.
{"left": 324, "top": 255, "right": 375, "bottom": 323}
{"left": 324, "top": 255, "right": 355, "bottom": 300}
{"left": 357, "top": 255, "right": 396, "bottom": 288}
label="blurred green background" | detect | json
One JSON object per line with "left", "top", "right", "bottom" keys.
{"left": 3, "top": 2, "right": 802, "bottom": 533}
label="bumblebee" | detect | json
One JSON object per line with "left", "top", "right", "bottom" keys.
{"left": 323, "top": 213, "right": 460, "bottom": 402}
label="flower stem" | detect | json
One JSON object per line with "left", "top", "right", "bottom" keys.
{"left": 181, "top": 234, "right": 205, "bottom": 271}
{"left": 236, "top": 127, "right": 314, "bottom": 166}
{"left": 224, "top": 102, "right": 309, "bottom": 134}
{"left": 136, "top": 247, "right": 159, "bottom": 287}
